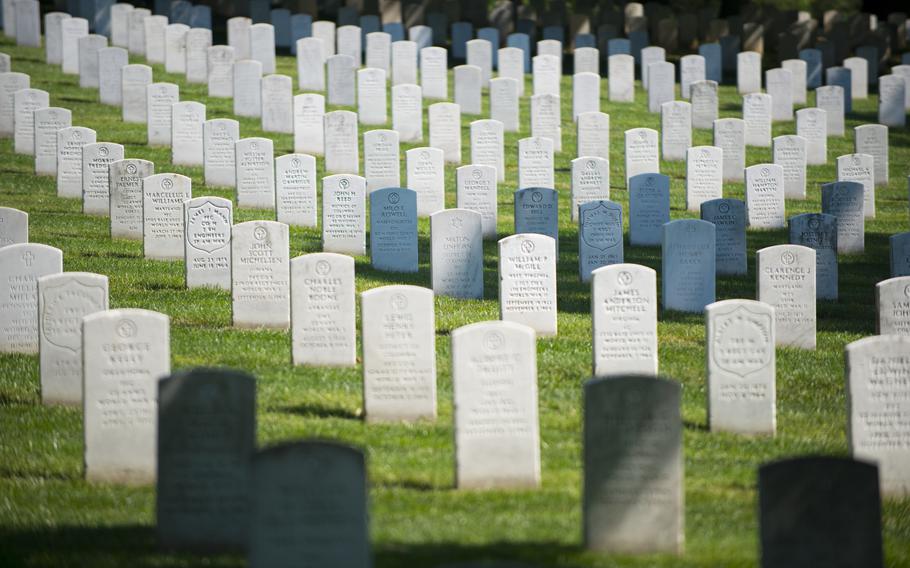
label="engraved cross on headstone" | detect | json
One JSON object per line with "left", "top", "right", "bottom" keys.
{"left": 21, "top": 251, "right": 34, "bottom": 266}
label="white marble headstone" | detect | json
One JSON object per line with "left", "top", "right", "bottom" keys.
{"left": 231, "top": 221, "right": 290, "bottom": 329}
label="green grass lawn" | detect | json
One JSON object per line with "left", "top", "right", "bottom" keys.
{"left": 1, "top": 35, "right": 909, "bottom": 567}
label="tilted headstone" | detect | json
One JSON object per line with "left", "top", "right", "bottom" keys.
{"left": 584, "top": 376, "right": 683, "bottom": 554}
{"left": 758, "top": 456, "right": 884, "bottom": 568}
{"left": 203, "top": 118, "right": 239, "bottom": 188}
{"left": 143, "top": 173, "right": 192, "bottom": 261}
{"left": 686, "top": 146, "right": 723, "bottom": 212}
{"left": 576, "top": 111, "right": 610, "bottom": 160}
{"left": 836, "top": 153, "right": 875, "bottom": 218}
{"left": 110, "top": 159, "right": 154, "bottom": 240}
{"left": 743, "top": 93, "right": 772, "bottom": 147}
{"left": 82, "top": 308, "right": 169, "bottom": 484}
{"left": 293, "top": 93, "right": 325, "bottom": 156}
{"left": 876, "top": 276, "right": 910, "bottom": 336}
{"left": 122, "top": 64, "right": 152, "bottom": 123}
{"left": 156, "top": 368, "right": 255, "bottom": 551}
{"left": 578, "top": 201, "right": 623, "bottom": 282}
{"left": 431, "top": 209, "right": 484, "bottom": 299}
{"left": 261, "top": 74, "right": 293, "bottom": 134}
{"left": 854, "top": 124, "right": 888, "bottom": 186}
{"left": 235, "top": 137, "right": 275, "bottom": 210}
{"left": 0, "top": 244, "right": 63, "bottom": 354}
{"left": 745, "top": 164, "right": 785, "bottom": 229}
{"left": 452, "top": 320, "right": 541, "bottom": 489}
{"left": 705, "top": 299, "right": 776, "bottom": 435}
{"left": 57, "top": 127, "right": 97, "bottom": 199}
{"left": 571, "top": 157, "right": 610, "bottom": 223}
{"left": 369, "top": 187, "right": 418, "bottom": 273}
{"left": 498, "top": 234, "right": 557, "bottom": 337}
{"left": 591, "top": 263, "right": 657, "bottom": 375}
{"left": 290, "top": 253, "right": 356, "bottom": 366}
{"left": 82, "top": 142, "right": 125, "bottom": 215}
{"left": 624, "top": 127, "right": 659, "bottom": 186}
{"left": 230, "top": 221, "right": 290, "bottom": 329}
{"left": 772, "top": 135, "right": 807, "bottom": 199}
{"left": 698, "top": 200, "right": 745, "bottom": 279}
{"left": 248, "top": 442, "right": 370, "bottom": 568}
{"left": 233, "top": 59, "right": 262, "bottom": 118}
{"left": 324, "top": 110, "right": 360, "bottom": 174}
{"left": 629, "top": 173, "right": 670, "bottom": 247}
{"left": 184, "top": 196, "right": 232, "bottom": 290}
{"left": 322, "top": 174, "right": 366, "bottom": 255}
{"left": 0, "top": 206, "right": 27, "bottom": 248}
{"left": 757, "top": 244, "right": 816, "bottom": 349}
{"left": 391, "top": 83, "right": 422, "bottom": 143}
{"left": 821, "top": 181, "right": 864, "bottom": 254}
{"left": 712, "top": 118, "right": 745, "bottom": 182}
{"left": 660, "top": 101, "right": 691, "bottom": 162}
{"left": 361, "top": 285, "right": 436, "bottom": 422}
{"left": 274, "top": 154, "right": 317, "bottom": 228}
{"left": 662, "top": 219, "right": 716, "bottom": 313}
{"left": 13, "top": 88, "right": 48, "bottom": 155}
{"left": 789, "top": 213, "right": 838, "bottom": 301}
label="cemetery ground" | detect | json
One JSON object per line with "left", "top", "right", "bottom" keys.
{"left": 1, "top": 38, "right": 910, "bottom": 567}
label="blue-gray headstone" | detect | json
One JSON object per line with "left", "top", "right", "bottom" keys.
{"left": 661, "top": 219, "right": 716, "bottom": 312}
{"left": 451, "top": 21, "right": 473, "bottom": 60}
{"left": 271, "top": 9, "right": 292, "bottom": 48}
{"left": 629, "top": 30, "right": 648, "bottom": 63}
{"left": 516, "top": 18, "right": 536, "bottom": 40}
{"left": 700, "top": 198, "right": 746, "bottom": 276}
{"left": 170, "top": 0, "right": 192, "bottom": 25}
{"left": 542, "top": 25, "right": 564, "bottom": 43}
{"left": 891, "top": 232, "right": 910, "bottom": 277}
{"left": 575, "top": 33, "right": 596, "bottom": 49}
{"left": 789, "top": 213, "right": 838, "bottom": 301}
{"left": 360, "top": 15, "right": 380, "bottom": 37}
{"left": 369, "top": 187, "right": 419, "bottom": 273}
{"left": 338, "top": 6, "right": 358, "bottom": 26}
{"left": 821, "top": 181, "right": 864, "bottom": 254}
{"left": 629, "top": 173, "right": 670, "bottom": 247}
{"left": 427, "top": 12, "right": 447, "bottom": 45}
{"left": 607, "top": 38, "right": 630, "bottom": 56}
{"left": 190, "top": 6, "right": 211, "bottom": 29}
{"left": 154, "top": 0, "right": 169, "bottom": 17}
{"left": 699, "top": 43, "right": 722, "bottom": 83}
{"left": 514, "top": 187, "right": 559, "bottom": 251}
{"left": 249, "top": 0, "right": 269, "bottom": 23}
{"left": 478, "top": 27, "right": 500, "bottom": 66}
{"left": 409, "top": 24, "right": 433, "bottom": 53}
{"left": 826, "top": 66, "right": 852, "bottom": 112}
{"left": 799, "top": 48, "right": 822, "bottom": 89}
{"left": 507, "top": 32, "right": 531, "bottom": 72}
{"left": 578, "top": 200, "right": 623, "bottom": 282}
{"left": 720, "top": 35, "right": 740, "bottom": 72}
{"left": 383, "top": 22, "right": 404, "bottom": 42}
{"left": 290, "top": 14, "right": 313, "bottom": 55}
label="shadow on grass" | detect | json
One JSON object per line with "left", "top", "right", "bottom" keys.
{"left": 275, "top": 401, "right": 362, "bottom": 420}
{"left": 0, "top": 526, "right": 587, "bottom": 568}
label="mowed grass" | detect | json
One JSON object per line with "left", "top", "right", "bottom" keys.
{"left": 1, "top": 34, "right": 909, "bottom": 567}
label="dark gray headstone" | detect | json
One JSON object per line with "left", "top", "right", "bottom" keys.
{"left": 788, "top": 213, "right": 838, "bottom": 301}
{"left": 578, "top": 200, "right": 623, "bottom": 282}
{"left": 629, "top": 173, "right": 670, "bottom": 247}
{"left": 369, "top": 187, "right": 418, "bottom": 273}
{"left": 700, "top": 199, "right": 746, "bottom": 276}
{"left": 825, "top": 66, "right": 852, "bottom": 112}
{"left": 514, "top": 187, "right": 558, "bottom": 252}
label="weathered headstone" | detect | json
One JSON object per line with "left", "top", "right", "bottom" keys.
{"left": 324, "top": 110, "right": 360, "bottom": 174}
{"left": 327, "top": 54, "right": 356, "bottom": 107}
{"left": 745, "top": 164, "right": 785, "bottom": 229}
{"left": 430, "top": 209, "right": 484, "bottom": 299}
{"left": 757, "top": 244, "right": 816, "bottom": 349}
{"left": 452, "top": 320, "right": 540, "bottom": 489}
{"left": 110, "top": 159, "right": 154, "bottom": 240}
{"left": 260, "top": 74, "right": 293, "bottom": 134}
{"left": 203, "top": 118, "right": 239, "bottom": 188}
{"left": 498, "top": 233, "right": 557, "bottom": 336}
{"left": 164, "top": 23, "right": 188, "bottom": 74}
{"left": 156, "top": 367, "right": 255, "bottom": 551}
{"left": 0, "top": 244, "right": 63, "bottom": 354}
{"left": 743, "top": 93, "right": 772, "bottom": 147}
{"left": 0, "top": 206, "right": 27, "bottom": 247}
{"left": 836, "top": 153, "right": 875, "bottom": 218}
{"left": 701, "top": 198, "right": 747, "bottom": 276}
{"left": 686, "top": 146, "right": 723, "bottom": 212}
{"left": 290, "top": 253, "right": 356, "bottom": 366}
{"left": 571, "top": 157, "right": 610, "bottom": 222}
{"left": 230, "top": 221, "right": 290, "bottom": 329}
{"left": 183, "top": 196, "right": 232, "bottom": 290}
{"left": 77, "top": 34, "right": 108, "bottom": 90}
{"left": 705, "top": 299, "right": 776, "bottom": 435}
{"left": 821, "top": 181, "right": 864, "bottom": 254}
{"left": 82, "top": 142, "right": 125, "bottom": 215}
{"left": 361, "top": 285, "right": 436, "bottom": 422}
{"left": 98, "top": 47, "right": 128, "bottom": 106}
{"left": 82, "top": 308, "right": 169, "bottom": 484}
{"left": 248, "top": 442, "right": 369, "bottom": 568}
{"left": 57, "top": 127, "right": 97, "bottom": 199}
{"left": 293, "top": 93, "right": 325, "bottom": 156}
{"left": 690, "top": 80, "right": 718, "bottom": 129}
{"left": 322, "top": 174, "right": 366, "bottom": 255}
{"left": 789, "top": 213, "right": 838, "bottom": 301}
{"left": 584, "top": 376, "right": 683, "bottom": 554}
{"left": 758, "top": 456, "right": 884, "bottom": 568}
{"left": 227, "top": 18, "right": 251, "bottom": 59}
{"left": 662, "top": 219, "right": 716, "bottom": 312}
